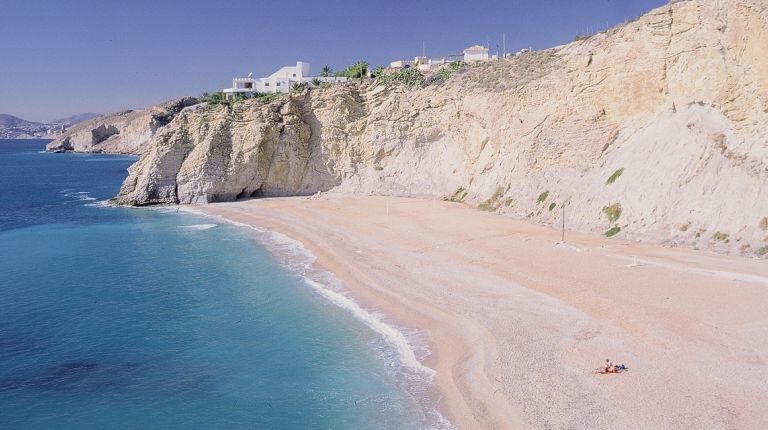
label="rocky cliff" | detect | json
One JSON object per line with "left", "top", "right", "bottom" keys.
{"left": 112, "top": 0, "right": 767, "bottom": 256}
{"left": 45, "top": 98, "right": 198, "bottom": 154}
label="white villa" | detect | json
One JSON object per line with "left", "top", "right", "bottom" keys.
{"left": 463, "top": 45, "right": 490, "bottom": 62}
{"left": 223, "top": 61, "right": 346, "bottom": 98}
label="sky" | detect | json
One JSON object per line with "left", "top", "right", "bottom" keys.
{"left": 0, "top": 0, "right": 667, "bottom": 122}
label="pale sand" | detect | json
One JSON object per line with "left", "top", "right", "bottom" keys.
{"left": 197, "top": 195, "right": 768, "bottom": 429}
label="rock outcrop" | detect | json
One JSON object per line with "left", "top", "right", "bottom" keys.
{"left": 112, "top": 0, "right": 767, "bottom": 256}
{"left": 45, "top": 97, "right": 198, "bottom": 154}
{"left": 114, "top": 97, "right": 336, "bottom": 205}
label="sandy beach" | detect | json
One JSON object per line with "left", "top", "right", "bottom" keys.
{"left": 197, "top": 195, "right": 768, "bottom": 429}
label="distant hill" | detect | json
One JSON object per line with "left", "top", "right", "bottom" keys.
{"left": 0, "top": 114, "right": 51, "bottom": 139}
{"left": 0, "top": 112, "right": 101, "bottom": 139}
{"left": 50, "top": 112, "right": 102, "bottom": 127}
{"left": 0, "top": 114, "right": 38, "bottom": 129}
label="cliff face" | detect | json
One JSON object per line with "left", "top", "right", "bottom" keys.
{"left": 45, "top": 98, "right": 198, "bottom": 155}
{"left": 114, "top": 97, "right": 339, "bottom": 204}
{"left": 113, "top": 0, "right": 768, "bottom": 255}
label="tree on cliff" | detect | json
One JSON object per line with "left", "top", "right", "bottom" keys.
{"left": 337, "top": 61, "right": 368, "bottom": 79}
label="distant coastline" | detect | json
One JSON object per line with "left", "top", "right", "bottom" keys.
{"left": 0, "top": 113, "right": 100, "bottom": 140}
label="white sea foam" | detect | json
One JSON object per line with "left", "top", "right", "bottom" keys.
{"left": 180, "top": 223, "right": 217, "bottom": 231}
{"left": 84, "top": 200, "right": 115, "bottom": 208}
{"left": 183, "top": 208, "right": 437, "bottom": 376}
{"left": 62, "top": 191, "right": 97, "bottom": 202}
{"left": 303, "top": 277, "right": 435, "bottom": 376}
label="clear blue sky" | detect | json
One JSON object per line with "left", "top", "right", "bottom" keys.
{"left": 0, "top": 0, "right": 667, "bottom": 122}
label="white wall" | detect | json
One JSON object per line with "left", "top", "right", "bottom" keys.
{"left": 268, "top": 62, "right": 311, "bottom": 80}
{"left": 464, "top": 50, "right": 489, "bottom": 62}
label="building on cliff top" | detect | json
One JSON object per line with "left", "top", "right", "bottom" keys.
{"left": 389, "top": 56, "right": 448, "bottom": 72}
{"left": 463, "top": 45, "right": 491, "bottom": 62}
{"left": 223, "top": 61, "right": 347, "bottom": 98}
{"left": 388, "top": 45, "right": 493, "bottom": 72}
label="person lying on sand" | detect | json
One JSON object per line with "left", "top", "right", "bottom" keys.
{"left": 597, "top": 359, "right": 626, "bottom": 374}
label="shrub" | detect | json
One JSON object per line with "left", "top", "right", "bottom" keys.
{"left": 201, "top": 91, "right": 228, "bottom": 106}
{"left": 447, "top": 187, "right": 468, "bottom": 202}
{"left": 371, "top": 66, "right": 386, "bottom": 78}
{"left": 549, "top": 202, "right": 556, "bottom": 211}
{"left": 490, "top": 187, "right": 505, "bottom": 202}
{"left": 152, "top": 97, "right": 200, "bottom": 125}
{"left": 152, "top": 108, "right": 177, "bottom": 125}
{"left": 504, "top": 198, "right": 514, "bottom": 207}
{"left": 199, "top": 91, "right": 255, "bottom": 107}
{"left": 606, "top": 168, "right": 624, "bottom": 185}
{"left": 320, "top": 65, "right": 333, "bottom": 77}
{"left": 759, "top": 217, "right": 768, "bottom": 231}
{"left": 337, "top": 61, "right": 368, "bottom": 79}
{"left": 426, "top": 61, "right": 465, "bottom": 86}
{"left": 449, "top": 60, "right": 465, "bottom": 71}
{"left": 537, "top": 191, "right": 549, "bottom": 204}
{"left": 757, "top": 246, "right": 768, "bottom": 257}
{"left": 712, "top": 231, "right": 729, "bottom": 242}
{"left": 478, "top": 187, "right": 505, "bottom": 211}
{"left": 255, "top": 92, "right": 283, "bottom": 103}
{"left": 377, "top": 67, "right": 425, "bottom": 88}
{"left": 311, "top": 78, "right": 322, "bottom": 86}
{"left": 291, "top": 83, "right": 306, "bottom": 93}
{"left": 605, "top": 226, "right": 621, "bottom": 237}
{"left": 602, "top": 203, "right": 622, "bottom": 222}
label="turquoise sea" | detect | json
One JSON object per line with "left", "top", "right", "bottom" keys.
{"left": 0, "top": 140, "right": 446, "bottom": 429}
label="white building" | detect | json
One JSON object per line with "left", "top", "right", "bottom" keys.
{"left": 514, "top": 48, "right": 531, "bottom": 57}
{"left": 389, "top": 59, "right": 415, "bottom": 69}
{"left": 418, "top": 57, "right": 446, "bottom": 72}
{"left": 463, "top": 45, "right": 490, "bottom": 62}
{"left": 390, "top": 56, "right": 447, "bottom": 72}
{"left": 223, "top": 61, "right": 346, "bottom": 98}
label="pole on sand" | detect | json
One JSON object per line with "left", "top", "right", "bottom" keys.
{"left": 561, "top": 205, "right": 565, "bottom": 242}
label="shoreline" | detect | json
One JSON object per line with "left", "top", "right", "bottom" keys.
{"left": 180, "top": 206, "right": 453, "bottom": 428}
{"left": 195, "top": 194, "right": 768, "bottom": 429}
{"left": 184, "top": 206, "right": 450, "bottom": 424}
{"left": 184, "top": 203, "right": 489, "bottom": 428}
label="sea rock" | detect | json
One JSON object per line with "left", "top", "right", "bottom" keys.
{"left": 112, "top": 0, "right": 767, "bottom": 255}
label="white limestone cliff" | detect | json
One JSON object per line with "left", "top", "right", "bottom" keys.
{"left": 109, "top": 0, "right": 767, "bottom": 256}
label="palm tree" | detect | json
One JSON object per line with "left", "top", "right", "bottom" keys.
{"left": 346, "top": 61, "right": 368, "bottom": 79}
{"left": 320, "top": 65, "right": 332, "bottom": 77}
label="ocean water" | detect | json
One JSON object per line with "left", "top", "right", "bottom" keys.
{"left": 0, "top": 140, "right": 446, "bottom": 429}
